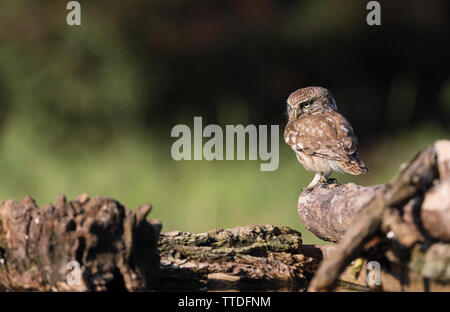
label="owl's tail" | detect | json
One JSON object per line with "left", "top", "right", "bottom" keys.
{"left": 343, "top": 158, "right": 369, "bottom": 175}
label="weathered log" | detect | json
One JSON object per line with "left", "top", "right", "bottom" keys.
{"left": 0, "top": 194, "right": 161, "bottom": 291}
{"left": 0, "top": 191, "right": 448, "bottom": 292}
{"left": 0, "top": 194, "right": 326, "bottom": 292}
{"left": 307, "top": 140, "right": 450, "bottom": 291}
{"left": 157, "top": 225, "right": 319, "bottom": 291}
{"left": 0, "top": 141, "right": 449, "bottom": 292}
{"left": 158, "top": 228, "right": 449, "bottom": 291}
{"left": 299, "top": 142, "right": 446, "bottom": 243}
{"left": 298, "top": 183, "right": 384, "bottom": 243}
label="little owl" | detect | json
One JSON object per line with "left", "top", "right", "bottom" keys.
{"left": 284, "top": 86, "right": 368, "bottom": 189}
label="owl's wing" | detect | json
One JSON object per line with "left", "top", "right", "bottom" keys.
{"left": 284, "top": 111, "right": 360, "bottom": 163}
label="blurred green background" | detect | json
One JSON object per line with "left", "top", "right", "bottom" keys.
{"left": 0, "top": 1, "right": 449, "bottom": 243}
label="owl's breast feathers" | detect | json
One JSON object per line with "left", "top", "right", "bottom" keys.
{"left": 284, "top": 110, "right": 368, "bottom": 175}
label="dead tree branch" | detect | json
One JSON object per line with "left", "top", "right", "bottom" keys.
{"left": 306, "top": 140, "right": 450, "bottom": 291}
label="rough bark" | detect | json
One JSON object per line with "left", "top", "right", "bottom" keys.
{"left": 307, "top": 140, "right": 450, "bottom": 291}
{"left": 157, "top": 228, "right": 450, "bottom": 291}
{"left": 157, "top": 227, "right": 450, "bottom": 292}
{"left": 157, "top": 225, "right": 318, "bottom": 291}
{"left": 0, "top": 194, "right": 449, "bottom": 292}
{"left": 0, "top": 196, "right": 324, "bottom": 292}
{"left": 298, "top": 183, "right": 385, "bottom": 243}
{"left": 0, "top": 140, "right": 449, "bottom": 292}
{"left": 0, "top": 194, "right": 161, "bottom": 291}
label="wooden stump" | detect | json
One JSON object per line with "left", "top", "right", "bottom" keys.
{"left": 0, "top": 195, "right": 161, "bottom": 291}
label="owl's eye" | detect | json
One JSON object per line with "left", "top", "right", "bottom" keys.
{"left": 302, "top": 102, "right": 311, "bottom": 108}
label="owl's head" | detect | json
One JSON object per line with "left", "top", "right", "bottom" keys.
{"left": 286, "top": 86, "right": 337, "bottom": 121}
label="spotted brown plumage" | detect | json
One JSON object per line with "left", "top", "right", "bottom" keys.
{"left": 284, "top": 86, "right": 368, "bottom": 189}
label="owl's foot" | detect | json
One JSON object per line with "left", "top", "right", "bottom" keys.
{"left": 304, "top": 173, "right": 323, "bottom": 192}
{"left": 317, "top": 176, "right": 338, "bottom": 189}
{"left": 320, "top": 174, "right": 337, "bottom": 184}
{"left": 326, "top": 177, "right": 338, "bottom": 184}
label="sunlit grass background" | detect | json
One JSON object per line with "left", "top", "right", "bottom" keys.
{"left": 0, "top": 117, "right": 447, "bottom": 244}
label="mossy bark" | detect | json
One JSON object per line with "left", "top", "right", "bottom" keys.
{"left": 0, "top": 141, "right": 449, "bottom": 292}
{"left": 157, "top": 225, "right": 318, "bottom": 291}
